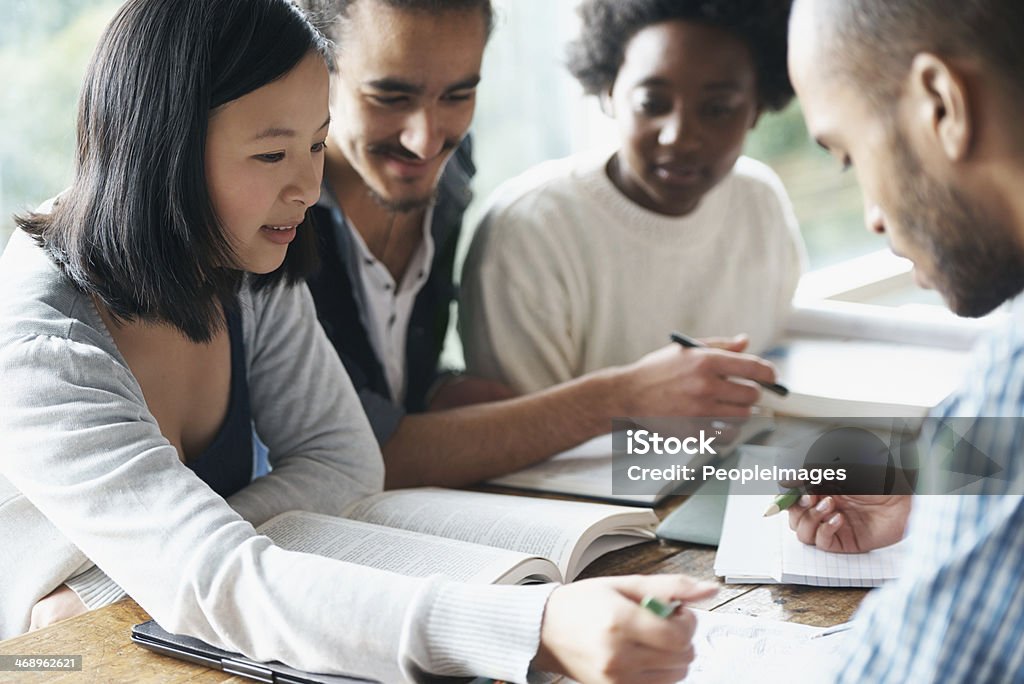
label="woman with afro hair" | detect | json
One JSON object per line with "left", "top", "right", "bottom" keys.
{"left": 461, "top": 0, "right": 807, "bottom": 404}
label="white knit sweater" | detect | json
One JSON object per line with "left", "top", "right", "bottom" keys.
{"left": 460, "top": 153, "right": 806, "bottom": 392}
{"left": 0, "top": 229, "right": 552, "bottom": 682}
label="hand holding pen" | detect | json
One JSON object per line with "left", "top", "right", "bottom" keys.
{"left": 787, "top": 494, "right": 912, "bottom": 554}
{"left": 670, "top": 332, "right": 789, "bottom": 397}
{"left": 617, "top": 333, "right": 781, "bottom": 419}
{"left": 532, "top": 574, "right": 718, "bottom": 684}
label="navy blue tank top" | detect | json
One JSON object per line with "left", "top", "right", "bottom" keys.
{"left": 185, "top": 304, "right": 253, "bottom": 497}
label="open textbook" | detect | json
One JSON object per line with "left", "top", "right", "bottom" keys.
{"left": 714, "top": 486, "right": 904, "bottom": 587}
{"left": 132, "top": 489, "right": 654, "bottom": 683}
{"left": 759, "top": 301, "right": 991, "bottom": 421}
{"left": 260, "top": 488, "right": 658, "bottom": 585}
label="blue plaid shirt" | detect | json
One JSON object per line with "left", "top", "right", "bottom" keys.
{"left": 838, "top": 299, "right": 1024, "bottom": 682}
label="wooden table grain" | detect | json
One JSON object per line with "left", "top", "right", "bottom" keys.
{"left": 0, "top": 599, "right": 240, "bottom": 682}
{"left": 0, "top": 496, "right": 868, "bottom": 682}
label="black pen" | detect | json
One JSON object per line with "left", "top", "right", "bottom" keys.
{"left": 670, "top": 331, "right": 789, "bottom": 397}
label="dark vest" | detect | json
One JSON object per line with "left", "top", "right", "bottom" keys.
{"left": 306, "top": 138, "right": 475, "bottom": 414}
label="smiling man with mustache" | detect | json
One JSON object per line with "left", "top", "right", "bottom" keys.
{"left": 301, "top": 0, "right": 501, "bottom": 485}
{"left": 299, "top": 0, "right": 787, "bottom": 491}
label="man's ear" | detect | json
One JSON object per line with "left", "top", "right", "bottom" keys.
{"left": 599, "top": 87, "right": 614, "bottom": 117}
{"left": 907, "top": 52, "right": 972, "bottom": 161}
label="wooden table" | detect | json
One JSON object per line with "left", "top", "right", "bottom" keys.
{"left": 0, "top": 512, "right": 866, "bottom": 683}
{"left": 0, "top": 493, "right": 867, "bottom": 682}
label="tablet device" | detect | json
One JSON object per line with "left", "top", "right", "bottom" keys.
{"left": 131, "top": 619, "right": 369, "bottom": 684}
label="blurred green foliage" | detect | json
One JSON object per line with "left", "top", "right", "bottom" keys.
{"left": 0, "top": 0, "right": 122, "bottom": 250}
{"left": 745, "top": 102, "right": 880, "bottom": 268}
{"left": 1, "top": 0, "right": 877, "bottom": 271}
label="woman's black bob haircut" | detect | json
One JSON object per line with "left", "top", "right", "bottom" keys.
{"left": 16, "top": 0, "right": 332, "bottom": 343}
{"left": 567, "top": 0, "right": 795, "bottom": 112}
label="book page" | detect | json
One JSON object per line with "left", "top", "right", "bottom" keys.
{"left": 684, "top": 610, "right": 846, "bottom": 684}
{"left": 343, "top": 488, "right": 656, "bottom": 579}
{"left": 259, "top": 511, "right": 561, "bottom": 584}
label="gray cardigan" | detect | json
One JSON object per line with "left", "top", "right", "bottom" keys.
{"left": 0, "top": 230, "right": 551, "bottom": 682}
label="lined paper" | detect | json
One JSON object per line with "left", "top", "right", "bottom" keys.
{"left": 776, "top": 501, "right": 903, "bottom": 586}
{"left": 714, "top": 456, "right": 904, "bottom": 587}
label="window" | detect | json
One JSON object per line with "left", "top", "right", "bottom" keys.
{"left": 0, "top": 0, "right": 123, "bottom": 250}
{"left": 0, "top": 0, "right": 921, "bottom": 301}
{"left": 467, "top": 1, "right": 878, "bottom": 272}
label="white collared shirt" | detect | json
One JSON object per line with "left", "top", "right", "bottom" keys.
{"left": 347, "top": 208, "right": 435, "bottom": 406}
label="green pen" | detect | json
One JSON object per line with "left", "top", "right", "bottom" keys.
{"left": 641, "top": 595, "right": 682, "bottom": 619}
{"left": 763, "top": 489, "right": 802, "bottom": 517}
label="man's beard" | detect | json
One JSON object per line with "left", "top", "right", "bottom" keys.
{"left": 364, "top": 139, "right": 457, "bottom": 213}
{"left": 365, "top": 184, "right": 437, "bottom": 214}
{"left": 889, "top": 130, "right": 1024, "bottom": 317}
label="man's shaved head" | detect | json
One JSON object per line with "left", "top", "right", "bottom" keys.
{"left": 798, "top": 0, "right": 1024, "bottom": 110}
{"left": 789, "top": 0, "right": 1024, "bottom": 317}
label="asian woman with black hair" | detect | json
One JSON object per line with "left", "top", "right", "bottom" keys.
{"left": 0, "top": 1, "right": 715, "bottom": 682}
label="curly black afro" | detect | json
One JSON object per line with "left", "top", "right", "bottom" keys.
{"left": 567, "top": 0, "right": 794, "bottom": 112}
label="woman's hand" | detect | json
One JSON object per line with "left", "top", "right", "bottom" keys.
{"left": 29, "top": 585, "right": 88, "bottom": 631}
{"left": 533, "top": 574, "right": 718, "bottom": 684}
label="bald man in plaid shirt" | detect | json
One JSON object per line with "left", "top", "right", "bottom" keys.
{"left": 786, "top": 0, "right": 1024, "bottom": 680}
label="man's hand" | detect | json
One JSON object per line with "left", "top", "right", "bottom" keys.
{"left": 533, "top": 574, "right": 718, "bottom": 684}
{"left": 788, "top": 494, "right": 912, "bottom": 553}
{"left": 29, "top": 584, "right": 88, "bottom": 631}
{"left": 617, "top": 335, "right": 778, "bottom": 418}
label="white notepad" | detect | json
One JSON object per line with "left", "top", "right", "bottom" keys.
{"left": 714, "top": 459, "right": 904, "bottom": 587}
